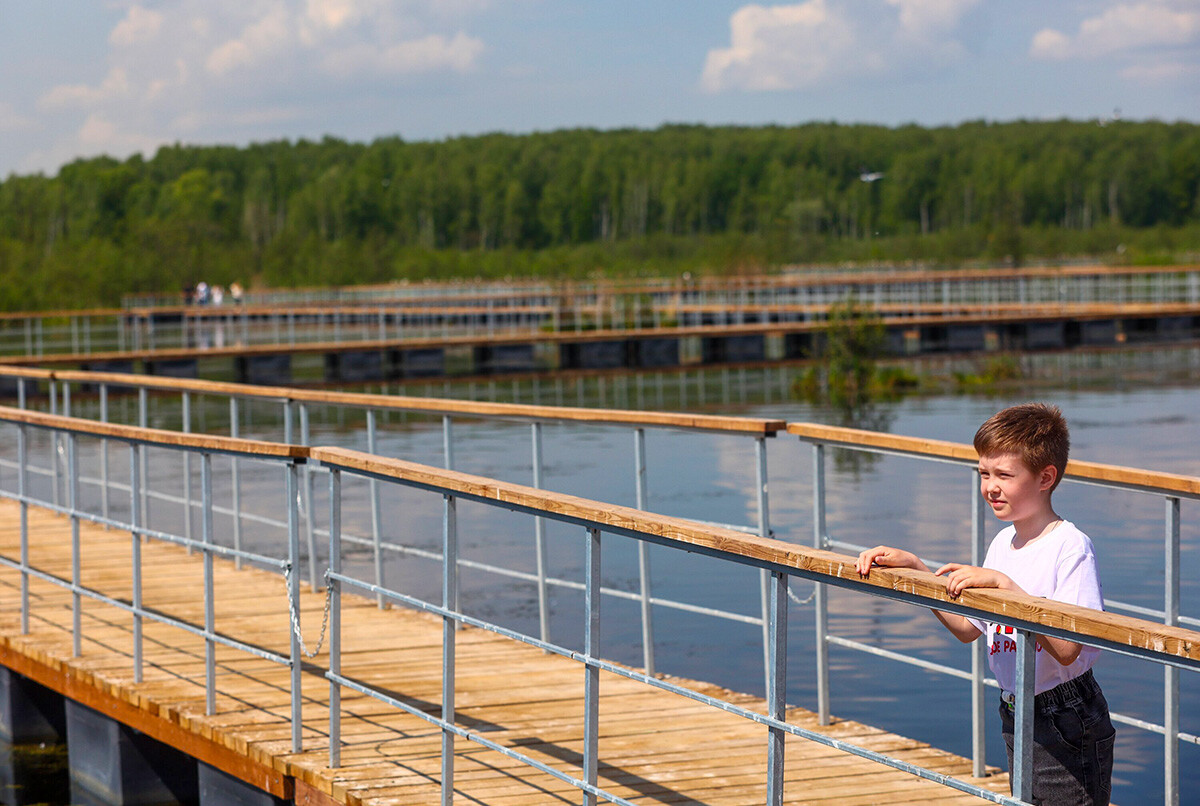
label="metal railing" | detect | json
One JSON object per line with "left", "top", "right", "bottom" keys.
{"left": 9, "top": 265, "right": 1200, "bottom": 359}
{"left": 0, "top": 407, "right": 310, "bottom": 748}
{"left": 0, "top": 367, "right": 786, "bottom": 693}
{"left": 790, "top": 421, "right": 1200, "bottom": 805}
{"left": 3, "top": 407, "right": 1199, "bottom": 805}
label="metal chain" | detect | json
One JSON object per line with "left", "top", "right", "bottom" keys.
{"left": 284, "top": 563, "right": 333, "bottom": 658}
{"left": 787, "top": 581, "right": 818, "bottom": 606}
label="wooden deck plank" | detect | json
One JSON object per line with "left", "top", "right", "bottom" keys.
{"left": 0, "top": 500, "right": 1011, "bottom": 804}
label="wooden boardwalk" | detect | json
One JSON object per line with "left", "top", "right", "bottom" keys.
{"left": 0, "top": 500, "right": 1012, "bottom": 805}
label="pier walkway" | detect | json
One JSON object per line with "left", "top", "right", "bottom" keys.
{"left": 1, "top": 404, "right": 1198, "bottom": 804}
{"left": 0, "top": 500, "right": 1010, "bottom": 805}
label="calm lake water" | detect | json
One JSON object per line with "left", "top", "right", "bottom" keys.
{"left": 3, "top": 346, "right": 1200, "bottom": 803}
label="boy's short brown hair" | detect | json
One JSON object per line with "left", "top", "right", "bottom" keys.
{"left": 973, "top": 403, "right": 1070, "bottom": 490}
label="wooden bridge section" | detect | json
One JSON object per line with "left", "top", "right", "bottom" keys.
{"left": 0, "top": 499, "right": 1012, "bottom": 805}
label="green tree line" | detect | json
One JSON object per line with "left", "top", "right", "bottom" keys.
{"left": 1, "top": 120, "right": 1198, "bottom": 310}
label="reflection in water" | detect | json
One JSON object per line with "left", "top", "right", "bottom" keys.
{"left": 0, "top": 742, "right": 68, "bottom": 806}
{"left": 827, "top": 399, "right": 898, "bottom": 477}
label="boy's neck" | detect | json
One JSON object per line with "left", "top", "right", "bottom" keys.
{"left": 1010, "top": 506, "right": 1062, "bottom": 548}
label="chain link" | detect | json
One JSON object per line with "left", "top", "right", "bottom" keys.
{"left": 284, "top": 563, "right": 333, "bottom": 658}
{"left": 787, "top": 581, "right": 818, "bottom": 606}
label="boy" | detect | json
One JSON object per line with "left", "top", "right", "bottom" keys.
{"left": 855, "top": 403, "right": 1115, "bottom": 805}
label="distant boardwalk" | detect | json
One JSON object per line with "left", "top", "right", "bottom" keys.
{"left": 0, "top": 501, "right": 1012, "bottom": 805}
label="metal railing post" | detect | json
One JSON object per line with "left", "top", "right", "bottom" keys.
{"left": 532, "top": 423, "right": 551, "bottom": 646}
{"left": 287, "top": 460, "right": 303, "bottom": 753}
{"left": 183, "top": 392, "right": 193, "bottom": 551}
{"left": 633, "top": 427, "right": 655, "bottom": 676}
{"left": 329, "top": 467, "right": 343, "bottom": 768}
{"left": 441, "top": 492, "right": 458, "bottom": 806}
{"left": 50, "top": 381, "right": 60, "bottom": 508}
{"left": 583, "top": 526, "right": 601, "bottom": 806}
{"left": 202, "top": 452, "right": 216, "bottom": 715}
{"left": 100, "top": 384, "right": 110, "bottom": 526}
{"left": 1012, "top": 629, "right": 1036, "bottom": 802}
{"left": 756, "top": 436, "right": 772, "bottom": 697}
{"left": 1165, "top": 495, "right": 1181, "bottom": 806}
{"left": 766, "top": 569, "right": 788, "bottom": 806}
{"left": 130, "top": 444, "right": 143, "bottom": 683}
{"left": 970, "top": 473, "right": 987, "bottom": 778}
{"left": 812, "top": 443, "right": 830, "bottom": 724}
{"left": 367, "top": 410, "right": 385, "bottom": 607}
{"left": 442, "top": 415, "right": 455, "bottom": 470}
{"left": 230, "top": 398, "right": 243, "bottom": 569}
{"left": 139, "top": 387, "right": 150, "bottom": 528}
{"left": 69, "top": 431, "right": 81, "bottom": 657}
{"left": 300, "top": 403, "right": 319, "bottom": 591}
{"left": 18, "top": 422, "right": 28, "bottom": 635}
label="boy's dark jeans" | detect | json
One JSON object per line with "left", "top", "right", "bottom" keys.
{"left": 999, "top": 669, "right": 1116, "bottom": 806}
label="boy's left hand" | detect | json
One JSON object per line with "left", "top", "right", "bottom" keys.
{"left": 934, "top": 563, "right": 1014, "bottom": 597}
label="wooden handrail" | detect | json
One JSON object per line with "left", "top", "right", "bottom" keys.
{"left": 0, "top": 366, "right": 784, "bottom": 435}
{"left": 310, "top": 444, "right": 1200, "bottom": 665}
{"left": 2, "top": 403, "right": 1197, "bottom": 666}
{"left": 788, "top": 422, "right": 1200, "bottom": 498}
{"left": 0, "top": 406, "right": 306, "bottom": 460}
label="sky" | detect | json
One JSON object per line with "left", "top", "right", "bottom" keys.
{"left": 2, "top": 0, "right": 1198, "bottom": 178}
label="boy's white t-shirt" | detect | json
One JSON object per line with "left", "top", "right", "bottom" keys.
{"left": 967, "top": 520, "right": 1104, "bottom": 695}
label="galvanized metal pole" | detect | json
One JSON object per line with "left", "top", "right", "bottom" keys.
{"left": 130, "top": 444, "right": 143, "bottom": 683}
{"left": 583, "top": 527, "right": 601, "bottom": 806}
{"left": 287, "top": 461, "right": 303, "bottom": 753}
{"left": 230, "top": 398, "right": 243, "bottom": 570}
{"left": 139, "top": 387, "right": 150, "bottom": 528}
{"left": 1165, "top": 495, "right": 1181, "bottom": 806}
{"left": 329, "top": 468, "right": 343, "bottom": 769}
{"left": 633, "top": 427, "right": 655, "bottom": 676}
{"left": 756, "top": 436, "right": 772, "bottom": 698}
{"left": 69, "top": 432, "right": 81, "bottom": 657}
{"left": 367, "top": 410, "right": 385, "bottom": 607}
{"left": 202, "top": 452, "right": 216, "bottom": 715}
{"left": 441, "top": 493, "right": 458, "bottom": 806}
{"left": 300, "top": 404, "right": 319, "bottom": 591}
{"left": 100, "top": 384, "right": 110, "bottom": 526}
{"left": 532, "top": 423, "right": 551, "bottom": 646}
{"left": 183, "top": 393, "right": 193, "bottom": 550}
{"left": 766, "top": 569, "right": 788, "bottom": 806}
{"left": 971, "top": 475, "right": 988, "bottom": 778}
{"left": 18, "top": 422, "right": 28, "bottom": 635}
{"left": 1012, "top": 629, "right": 1036, "bottom": 802}
{"left": 442, "top": 416, "right": 455, "bottom": 470}
{"left": 50, "top": 381, "right": 60, "bottom": 508}
{"left": 812, "top": 443, "right": 830, "bottom": 724}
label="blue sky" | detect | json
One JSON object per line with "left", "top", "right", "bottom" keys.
{"left": 2, "top": 1, "right": 1198, "bottom": 177}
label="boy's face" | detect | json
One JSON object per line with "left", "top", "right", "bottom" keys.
{"left": 977, "top": 452, "right": 1055, "bottom": 523}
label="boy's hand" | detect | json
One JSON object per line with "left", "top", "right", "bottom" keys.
{"left": 856, "top": 546, "right": 928, "bottom": 576}
{"left": 935, "top": 563, "right": 1014, "bottom": 597}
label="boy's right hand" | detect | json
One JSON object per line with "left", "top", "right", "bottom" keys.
{"left": 855, "top": 546, "right": 929, "bottom": 576}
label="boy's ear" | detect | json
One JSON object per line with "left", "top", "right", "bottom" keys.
{"left": 1038, "top": 464, "right": 1058, "bottom": 491}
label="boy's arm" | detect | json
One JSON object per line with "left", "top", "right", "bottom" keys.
{"left": 856, "top": 547, "right": 983, "bottom": 643}
{"left": 936, "top": 563, "right": 1083, "bottom": 665}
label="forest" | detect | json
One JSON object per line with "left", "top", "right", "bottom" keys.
{"left": 1, "top": 119, "right": 1198, "bottom": 310}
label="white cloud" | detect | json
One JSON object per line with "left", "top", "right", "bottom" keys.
{"left": 1031, "top": 2, "right": 1200, "bottom": 60}
{"left": 0, "top": 102, "right": 36, "bottom": 133}
{"left": 110, "top": 6, "right": 165, "bottom": 47}
{"left": 39, "top": 68, "right": 131, "bottom": 110}
{"left": 884, "top": 0, "right": 979, "bottom": 37}
{"left": 702, "top": 1, "right": 858, "bottom": 92}
{"left": 702, "top": 0, "right": 976, "bottom": 92}
{"left": 205, "top": 7, "right": 291, "bottom": 75}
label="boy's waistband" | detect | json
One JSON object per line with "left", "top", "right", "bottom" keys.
{"left": 1000, "top": 669, "right": 1101, "bottom": 712}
